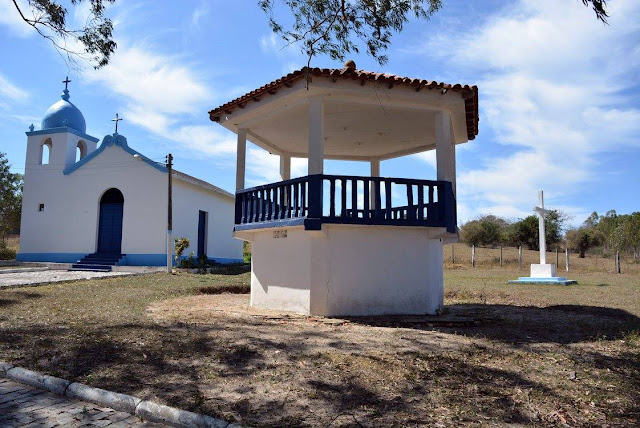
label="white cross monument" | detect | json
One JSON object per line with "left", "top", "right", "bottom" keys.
{"left": 531, "top": 190, "right": 555, "bottom": 277}
{"left": 508, "top": 190, "right": 577, "bottom": 285}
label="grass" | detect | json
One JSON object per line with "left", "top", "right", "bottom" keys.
{"left": 0, "top": 266, "right": 638, "bottom": 427}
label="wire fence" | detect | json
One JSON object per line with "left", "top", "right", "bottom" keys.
{"left": 444, "top": 243, "right": 640, "bottom": 274}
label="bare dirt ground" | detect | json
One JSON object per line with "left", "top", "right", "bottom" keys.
{"left": 0, "top": 268, "right": 638, "bottom": 427}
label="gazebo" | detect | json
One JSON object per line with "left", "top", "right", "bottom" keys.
{"left": 209, "top": 62, "right": 479, "bottom": 316}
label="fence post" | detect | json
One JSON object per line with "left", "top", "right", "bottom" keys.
{"left": 452, "top": 245, "right": 455, "bottom": 264}
{"left": 616, "top": 251, "right": 621, "bottom": 274}
{"left": 565, "top": 248, "right": 569, "bottom": 272}
{"left": 472, "top": 245, "right": 475, "bottom": 268}
{"left": 518, "top": 246, "right": 522, "bottom": 270}
{"left": 500, "top": 246, "right": 503, "bottom": 267}
{"left": 556, "top": 248, "right": 559, "bottom": 267}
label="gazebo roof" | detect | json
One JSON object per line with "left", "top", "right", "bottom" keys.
{"left": 209, "top": 66, "right": 479, "bottom": 161}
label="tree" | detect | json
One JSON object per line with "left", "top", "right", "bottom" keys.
{"left": 0, "top": 153, "right": 23, "bottom": 243}
{"left": 566, "top": 227, "right": 600, "bottom": 258}
{"left": 506, "top": 210, "right": 566, "bottom": 251}
{"left": 262, "top": 0, "right": 611, "bottom": 65}
{"left": 459, "top": 215, "right": 508, "bottom": 247}
{"left": 594, "top": 210, "right": 619, "bottom": 254}
{"left": 10, "top": 0, "right": 116, "bottom": 69}
{"left": 609, "top": 212, "right": 640, "bottom": 259}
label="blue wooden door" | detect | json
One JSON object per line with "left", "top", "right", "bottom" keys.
{"left": 98, "top": 189, "right": 124, "bottom": 254}
{"left": 197, "top": 210, "right": 207, "bottom": 258}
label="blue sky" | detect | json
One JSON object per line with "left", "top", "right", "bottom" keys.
{"left": 1, "top": 0, "right": 639, "bottom": 226}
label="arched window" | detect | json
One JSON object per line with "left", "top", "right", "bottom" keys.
{"left": 76, "top": 140, "right": 87, "bottom": 162}
{"left": 40, "top": 139, "right": 52, "bottom": 165}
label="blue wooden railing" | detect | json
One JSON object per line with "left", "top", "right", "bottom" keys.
{"left": 234, "top": 174, "right": 457, "bottom": 233}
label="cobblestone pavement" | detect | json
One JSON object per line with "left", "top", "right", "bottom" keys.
{"left": 0, "top": 378, "right": 166, "bottom": 427}
{"left": 0, "top": 271, "right": 132, "bottom": 288}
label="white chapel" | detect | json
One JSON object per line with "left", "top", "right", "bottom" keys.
{"left": 17, "top": 80, "right": 243, "bottom": 268}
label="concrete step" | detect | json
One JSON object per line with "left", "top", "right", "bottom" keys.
{"left": 71, "top": 264, "right": 113, "bottom": 271}
{"left": 68, "top": 268, "right": 112, "bottom": 272}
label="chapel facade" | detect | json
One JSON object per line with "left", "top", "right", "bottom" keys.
{"left": 17, "top": 82, "right": 243, "bottom": 268}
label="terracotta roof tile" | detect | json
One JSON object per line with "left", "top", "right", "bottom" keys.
{"left": 209, "top": 67, "right": 479, "bottom": 140}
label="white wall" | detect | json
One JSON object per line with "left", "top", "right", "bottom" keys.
{"left": 172, "top": 180, "right": 243, "bottom": 262}
{"left": 250, "top": 227, "right": 313, "bottom": 314}
{"left": 249, "top": 224, "right": 445, "bottom": 316}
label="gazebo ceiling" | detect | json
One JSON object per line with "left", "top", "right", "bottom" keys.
{"left": 209, "top": 66, "right": 479, "bottom": 161}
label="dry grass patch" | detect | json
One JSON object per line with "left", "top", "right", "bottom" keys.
{"left": 0, "top": 267, "right": 638, "bottom": 427}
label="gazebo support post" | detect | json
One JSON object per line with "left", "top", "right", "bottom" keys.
{"left": 308, "top": 96, "right": 324, "bottom": 175}
{"left": 435, "top": 111, "right": 456, "bottom": 196}
{"left": 236, "top": 128, "right": 247, "bottom": 191}
{"left": 370, "top": 158, "right": 380, "bottom": 209}
{"left": 280, "top": 153, "right": 291, "bottom": 181}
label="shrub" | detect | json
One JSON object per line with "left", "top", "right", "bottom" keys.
{"left": 180, "top": 252, "right": 196, "bottom": 268}
{"left": 243, "top": 241, "right": 252, "bottom": 263}
{"left": 0, "top": 244, "right": 16, "bottom": 260}
{"left": 199, "top": 283, "right": 250, "bottom": 294}
{"left": 174, "top": 237, "right": 190, "bottom": 266}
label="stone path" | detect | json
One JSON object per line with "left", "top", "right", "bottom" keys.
{"left": 0, "top": 270, "right": 132, "bottom": 288}
{"left": 0, "top": 377, "right": 166, "bottom": 427}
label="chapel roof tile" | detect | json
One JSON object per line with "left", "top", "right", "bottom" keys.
{"left": 208, "top": 66, "right": 479, "bottom": 140}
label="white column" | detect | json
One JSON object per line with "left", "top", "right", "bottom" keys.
{"left": 308, "top": 96, "right": 324, "bottom": 175}
{"left": 435, "top": 111, "right": 456, "bottom": 195}
{"left": 236, "top": 128, "right": 247, "bottom": 191}
{"left": 537, "top": 190, "right": 547, "bottom": 265}
{"left": 370, "top": 157, "right": 380, "bottom": 208}
{"left": 280, "top": 152, "right": 291, "bottom": 181}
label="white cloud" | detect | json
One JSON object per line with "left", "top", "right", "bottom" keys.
{"left": 0, "top": 73, "right": 28, "bottom": 101}
{"left": 86, "top": 43, "right": 211, "bottom": 115}
{"left": 259, "top": 33, "right": 305, "bottom": 74}
{"left": 191, "top": 3, "right": 209, "bottom": 30}
{"left": 412, "top": 151, "right": 436, "bottom": 170}
{"left": 0, "top": 0, "right": 33, "bottom": 38}
{"left": 417, "top": 0, "right": 640, "bottom": 222}
{"left": 82, "top": 40, "right": 237, "bottom": 158}
{"left": 245, "top": 146, "right": 307, "bottom": 186}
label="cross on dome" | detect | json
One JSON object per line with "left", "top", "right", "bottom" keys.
{"left": 61, "top": 76, "right": 71, "bottom": 101}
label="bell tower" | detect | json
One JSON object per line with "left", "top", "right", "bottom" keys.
{"left": 24, "top": 77, "right": 99, "bottom": 173}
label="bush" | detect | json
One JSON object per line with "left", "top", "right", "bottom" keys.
{"left": 0, "top": 245, "right": 16, "bottom": 260}
{"left": 460, "top": 215, "right": 508, "bottom": 247}
{"left": 199, "top": 283, "right": 250, "bottom": 294}
{"left": 243, "top": 241, "right": 252, "bottom": 263}
{"left": 180, "top": 252, "right": 197, "bottom": 268}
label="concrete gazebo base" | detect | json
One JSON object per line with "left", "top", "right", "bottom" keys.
{"left": 239, "top": 224, "right": 450, "bottom": 316}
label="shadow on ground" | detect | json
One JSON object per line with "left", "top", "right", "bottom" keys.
{"left": 0, "top": 291, "right": 638, "bottom": 427}
{"left": 344, "top": 303, "right": 640, "bottom": 345}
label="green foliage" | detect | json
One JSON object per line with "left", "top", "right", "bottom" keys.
{"left": 460, "top": 211, "right": 566, "bottom": 250}
{"left": 173, "top": 237, "right": 190, "bottom": 266}
{"left": 610, "top": 212, "right": 640, "bottom": 254}
{"left": 506, "top": 215, "right": 539, "bottom": 250}
{"left": 579, "top": 210, "right": 639, "bottom": 257}
{"left": 566, "top": 227, "right": 601, "bottom": 258}
{"left": 197, "top": 254, "right": 210, "bottom": 272}
{"left": 459, "top": 215, "right": 508, "bottom": 247}
{"left": 0, "top": 241, "right": 17, "bottom": 260}
{"left": 11, "top": 0, "right": 116, "bottom": 69}
{"left": 180, "top": 252, "right": 197, "bottom": 268}
{"left": 0, "top": 153, "right": 23, "bottom": 241}
{"left": 243, "top": 241, "right": 252, "bottom": 263}
{"left": 260, "top": 0, "right": 442, "bottom": 65}
{"left": 262, "top": 0, "right": 610, "bottom": 65}
{"left": 505, "top": 210, "right": 565, "bottom": 250}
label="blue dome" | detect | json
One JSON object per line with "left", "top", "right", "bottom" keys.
{"left": 41, "top": 89, "right": 86, "bottom": 133}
